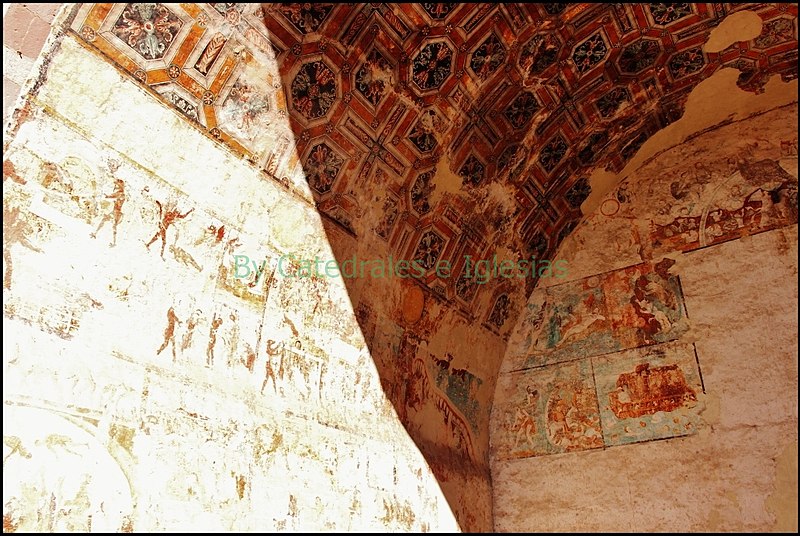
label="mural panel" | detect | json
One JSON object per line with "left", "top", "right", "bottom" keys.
{"left": 520, "top": 277, "right": 616, "bottom": 369}
{"left": 602, "top": 260, "right": 689, "bottom": 349}
{"left": 593, "top": 342, "right": 704, "bottom": 446}
{"left": 494, "top": 359, "right": 603, "bottom": 459}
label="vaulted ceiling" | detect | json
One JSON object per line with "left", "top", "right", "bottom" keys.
{"left": 68, "top": 3, "right": 798, "bottom": 324}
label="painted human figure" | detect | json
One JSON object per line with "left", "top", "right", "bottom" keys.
{"left": 156, "top": 306, "right": 181, "bottom": 362}
{"left": 91, "top": 177, "right": 126, "bottom": 247}
{"left": 242, "top": 341, "right": 256, "bottom": 373}
{"left": 181, "top": 309, "right": 203, "bottom": 351}
{"left": 145, "top": 200, "right": 194, "bottom": 259}
{"left": 261, "top": 339, "right": 282, "bottom": 394}
{"left": 512, "top": 386, "right": 539, "bottom": 449}
{"left": 3, "top": 205, "right": 43, "bottom": 290}
{"left": 206, "top": 312, "right": 223, "bottom": 366}
{"left": 226, "top": 311, "right": 239, "bottom": 367}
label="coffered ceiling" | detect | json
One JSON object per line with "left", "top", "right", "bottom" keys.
{"left": 69, "top": 3, "right": 798, "bottom": 318}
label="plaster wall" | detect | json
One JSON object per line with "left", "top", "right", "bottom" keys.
{"left": 3, "top": 33, "right": 461, "bottom": 533}
{"left": 492, "top": 103, "right": 799, "bottom": 532}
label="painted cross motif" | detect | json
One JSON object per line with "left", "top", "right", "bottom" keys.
{"left": 450, "top": 83, "right": 507, "bottom": 150}
{"left": 343, "top": 104, "right": 407, "bottom": 181}
{"left": 521, "top": 178, "right": 559, "bottom": 223}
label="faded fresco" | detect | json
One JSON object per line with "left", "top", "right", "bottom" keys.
{"left": 602, "top": 259, "right": 689, "bottom": 349}
{"left": 493, "top": 90, "right": 798, "bottom": 530}
{"left": 509, "top": 258, "right": 688, "bottom": 371}
{"left": 493, "top": 340, "right": 704, "bottom": 458}
{"left": 4, "top": 2, "right": 799, "bottom": 533}
{"left": 494, "top": 359, "right": 603, "bottom": 459}
{"left": 2, "top": 36, "right": 460, "bottom": 532}
{"left": 520, "top": 278, "right": 616, "bottom": 369}
{"left": 650, "top": 157, "right": 798, "bottom": 254}
{"left": 593, "top": 342, "right": 704, "bottom": 446}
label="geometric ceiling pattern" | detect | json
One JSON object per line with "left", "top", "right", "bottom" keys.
{"left": 69, "top": 2, "right": 798, "bottom": 323}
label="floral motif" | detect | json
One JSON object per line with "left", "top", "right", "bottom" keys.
{"left": 455, "top": 269, "right": 478, "bottom": 302}
{"left": 421, "top": 3, "right": 454, "bottom": 20}
{"left": 355, "top": 49, "right": 393, "bottom": 107}
{"left": 754, "top": 18, "right": 795, "bottom": 49}
{"left": 572, "top": 31, "right": 607, "bottom": 74}
{"left": 291, "top": 60, "right": 337, "bottom": 120}
{"left": 221, "top": 79, "right": 270, "bottom": 138}
{"left": 668, "top": 47, "right": 704, "bottom": 79}
{"left": 618, "top": 39, "right": 661, "bottom": 73}
{"left": 305, "top": 142, "right": 344, "bottom": 195}
{"left": 596, "top": 87, "right": 630, "bottom": 118}
{"left": 648, "top": 3, "right": 692, "bottom": 25}
{"left": 408, "top": 110, "right": 442, "bottom": 153}
{"left": 470, "top": 33, "right": 506, "bottom": 80}
{"left": 80, "top": 26, "right": 97, "bottom": 42}
{"left": 498, "top": 144, "right": 525, "bottom": 170}
{"left": 539, "top": 135, "right": 569, "bottom": 173}
{"left": 375, "top": 196, "right": 399, "bottom": 239}
{"left": 411, "top": 42, "right": 453, "bottom": 90}
{"left": 413, "top": 231, "right": 445, "bottom": 270}
{"left": 112, "top": 3, "right": 183, "bottom": 61}
{"left": 459, "top": 155, "right": 485, "bottom": 187}
{"left": 278, "top": 3, "right": 335, "bottom": 34}
{"left": 503, "top": 91, "right": 540, "bottom": 129}
{"left": 411, "top": 170, "right": 436, "bottom": 214}
{"left": 520, "top": 34, "right": 559, "bottom": 77}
